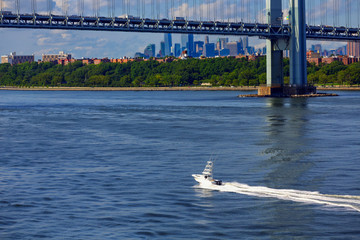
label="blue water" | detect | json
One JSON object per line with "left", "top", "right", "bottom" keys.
{"left": 0, "top": 90, "right": 359, "bottom": 239}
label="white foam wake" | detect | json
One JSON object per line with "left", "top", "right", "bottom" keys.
{"left": 196, "top": 182, "right": 360, "bottom": 212}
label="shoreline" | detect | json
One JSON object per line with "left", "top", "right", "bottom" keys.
{"left": 0, "top": 86, "right": 258, "bottom": 91}
{"left": 0, "top": 86, "right": 360, "bottom": 91}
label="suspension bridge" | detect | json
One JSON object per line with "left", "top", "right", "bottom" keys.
{"left": 1, "top": 0, "right": 360, "bottom": 96}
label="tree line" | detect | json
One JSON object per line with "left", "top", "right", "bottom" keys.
{"left": 0, "top": 57, "right": 359, "bottom": 87}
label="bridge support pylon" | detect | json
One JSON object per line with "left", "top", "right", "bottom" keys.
{"left": 258, "top": 0, "right": 316, "bottom": 97}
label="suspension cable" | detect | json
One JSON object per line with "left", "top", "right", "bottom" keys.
{"left": 15, "top": 0, "right": 20, "bottom": 14}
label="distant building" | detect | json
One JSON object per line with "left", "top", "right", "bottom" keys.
{"left": 205, "top": 36, "right": 210, "bottom": 44}
{"left": 42, "top": 51, "right": 71, "bottom": 63}
{"left": 311, "top": 44, "right": 322, "bottom": 55}
{"left": 134, "top": 52, "right": 146, "bottom": 58}
{"left": 226, "top": 42, "right": 241, "bottom": 56}
{"left": 144, "top": 44, "right": 156, "bottom": 58}
{"left": 187, "top": 34, "right": 194, "bottom": 57}
{"left": 160, "top": 41, "right": 166, "bottom": 57}
{"left": 181, "top": 34, "right": 194, "bottom": 57}
{"left": 194, "top": 41, "right": 204, "bottom": 57}
{"left": 307, "top": 50, "right": 321, "bottom": 58}
{"left": 1, "top": 52, "right": 34, "bottom": 65}
{"left": 82, "top": 58, "right": 94, "bottom": 65}
{"left": 242, "top": 37, "right": 249, "bottom": 49}
{"left": 181, "top": 34, "right": 188, "bottom": 51}
{"left": 219, "top": 48, "right": 230, "bottom": 56}
{"left": 204, "top": 43, "right": 215, "bottom": 57}
{"left": 347, "top": 41, "right": 360, "bottom": 57}
{"left": 174, "top": 43, "right": 181, "bottom": 57}
{"left": 93, "top": 58, "right": 110, "bottom": 64}
{"left": 164, "top": 33, "right": 172, "bottom": 56}
{"left": 216, "top": 38, "right": 229, "bottom": 51}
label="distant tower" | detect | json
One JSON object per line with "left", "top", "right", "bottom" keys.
{"left": 187, "top": 34, "right": 194, "bottom": 57}
{"left": 181, "top": 34, "right": 188, "bottom": 51}
{"left": 205, "top": 36, "right": 209, "bottom": 44}
{"left": 164, "top": 33, "right": 172, "bottom": 56}
{"left": 160, "top": 41, "right": 165, "bottom": 57}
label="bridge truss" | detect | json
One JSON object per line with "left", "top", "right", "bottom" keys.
{"left": 1, "top": 13, "right": 360, "bottom": 41}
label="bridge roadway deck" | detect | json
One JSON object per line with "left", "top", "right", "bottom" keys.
{"left": 1, "top": 13, "right": 360, "bottom": 41}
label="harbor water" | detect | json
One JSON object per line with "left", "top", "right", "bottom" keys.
{"left": 0, "top": 90, "right": 359, "bottom": 239}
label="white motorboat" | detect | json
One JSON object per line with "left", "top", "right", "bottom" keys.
{"left": 192, "top": 160, "right": 222, "bottom": 186}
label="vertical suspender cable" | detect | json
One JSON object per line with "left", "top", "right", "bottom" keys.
{"left": 358, "top": 0, "right": 360, "bottom": 27}
{"left": 48, "top": 0, "right": 52, "bottom": 15}
{"left": 128, "top": 0, "right": 130, "bottom": 17}
{"left": 186, "top": 0, "right": 189, "bottom": 19}
{"left": 193, "top": 0, "right": 196, "bottom": 20}
{"left": 241, "top": 0, "right": 243, "bottom": 22}
{"left": 346, "top": 0, "right": 350, "bottom": 27}
{"left": 171, "top": 0, "right": 174, "bottom": 19}
{"left": 142, "top": 0, "right": 145, "bottom": 18}
{"left": 157, "top": 0, "right": 159, "bottom": 19}
{"left": 219, "top": 0, "right": 222, "bottom": 21}
{"left": 151, "top": 0, "right": 154, "bottom": 18}
{"left": 136, "top": 0, "right": 141, "bottom": 17}
{"left": 165, "top": 0, "right": 168, "bottom": 19}
{"left": 215, "top": 0, "right": 218, "bottom": 22}
{"left": 207, "top": 0, "right": 209, "bottom": 21}
{"left": 15, "top": 0, "right": 20, "bottom": 14}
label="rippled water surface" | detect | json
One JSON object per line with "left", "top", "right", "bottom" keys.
{"left": 0, "top": 90, "right": 360, "bottom": 239}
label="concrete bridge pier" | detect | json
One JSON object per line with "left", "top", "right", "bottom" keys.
{"left": 259, "top": 0, "right": 316, "bottom": 97}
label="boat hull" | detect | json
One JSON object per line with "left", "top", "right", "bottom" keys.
{"left": 192, "top": 174, "right": 222, "bottom": 186}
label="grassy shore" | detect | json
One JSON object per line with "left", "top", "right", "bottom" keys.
{"left": 0, "top": 86, "right": 359, "bottom": 91}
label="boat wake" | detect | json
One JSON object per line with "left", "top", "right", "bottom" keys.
{"left": 196, "top": 182, "right": 360, "bottom": 212}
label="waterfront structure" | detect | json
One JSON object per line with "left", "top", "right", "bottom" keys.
{"left": 42, "top": 51, "right": 71, "bottom": 63}
{"left": 1, "top": 52, "right": 34, "bottom": 65}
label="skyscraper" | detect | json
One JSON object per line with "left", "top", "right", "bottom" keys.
{"left": 181, "top": 34, "right": 194, "bottom": 57}
{"left": 205, "top": 36, "right": 210, "bottom": 44}
{"left": 226, "top": 42, "right": 241, "bottom": 56}
{"left": 242, "top": 37, "right": 248, "bottom": 49}
{"left": 164, "top": 33, "right": 172, "bottom": 56}
{"left": 181, "top": 34, "right": 188, "bottom": 51}
{"left": 174, "top": 43, "right": 181, "bottom": 57}
{"left": 160, "top": 41, "right": 166, "bottom": 57}
{"left": 144, "top": 44, "right": 155, "bottom": 58}
{"left": 204, "top": 43, "right": 215, "bottom": 57}
{"left": 187, "top": 34, "right": 194, "bottom": 57}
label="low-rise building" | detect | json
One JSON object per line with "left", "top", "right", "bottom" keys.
{"left": 93, "top": 58, "right": 110, "bottom": 65}
{"left": 1, "top": 52, "right": 34, "bottom": 65}
{"left": 42, "top": 51, "right": 71, "bottom": 63}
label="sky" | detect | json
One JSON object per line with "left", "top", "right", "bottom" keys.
{"left": 0, "top": 0, "right": 355, "bottom": 60}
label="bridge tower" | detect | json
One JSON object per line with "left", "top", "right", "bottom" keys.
{"left": 259, "top": 0, "right": 316, "bottom": 97}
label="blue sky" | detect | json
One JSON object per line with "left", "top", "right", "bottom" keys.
{"left": 0, "top": 0, "right": 353, "bottom": 59}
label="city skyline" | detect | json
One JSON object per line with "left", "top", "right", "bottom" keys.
{"left": 0, "top": 0, "right": 356, "bottom": 59}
